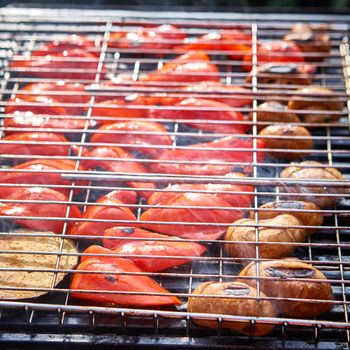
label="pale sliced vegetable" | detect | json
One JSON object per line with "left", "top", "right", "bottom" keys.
{"left": 0, "top": 231, "right": 78, "bottom": 299}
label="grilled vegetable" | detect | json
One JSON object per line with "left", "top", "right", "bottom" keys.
{"left": 9, "top": 35, "right": 104, "bottom": 80}
{"left": 68, "top": 190, "right": 137, "bottom": 238}
{"left": 288, "top": 86, "right": 344, "bottom": 124}
{"left": 249, "top": 101, "right": 300, "bottom": 131}
{"left": 238, "top": 258, "right": 334, "bottom": 317}
{"left": 18, "top": 81, "right": 89, "bottom": 116}
{"left": 141, "top": 176, "right": 253, "bottom": 241}
{"left": 258, "top": 124, "right": 313, "bottom": 160}
{"left": 149, "top": 135, "right": 266, "bottom": 176}
{"left": 174, "top": 30, "right": 251, "bottom": 60}
{"left": 109, "top": 24, "right": 187, "bottom": 50}
{"left": 280, "top": 161, "right": 348, "bottom": 208}
{"left": 0, "top": 159, "right": 88, "bottom": 196}
{"left": 284, "top": 23, "right": 331, "bottom": 61}
{"left": 0, "top": 232, "right": 78, "bottom": 300}
{"left": 4, "top": 111, "right": 94, "bottom": 134}
{"left": 147, "top": 173, "right": 254, "bottom": 206}
{"left": 181, "top": 81, "right": 252, "bottom": 108}
{"left": 83, "top": 146, "right": 156, "bottom": 198}
{"left": 95, "top": 232, "right": 207, "bottom": 272}
{"left": 0, "top": 132, "right": 71, "bottom": 157}
{"left": 248, "top": 200, "right": 323, "bottom": 234}
{"left": 225, "top": 214, "right": 306, "bottom": 260}
{"left": 243, "top": 41, "right": 305, "bottom": 72}
{"left": 138, "top": 51, "right": 220, "bottom": 84}
{"left": 188, "top": 281, "right": 276, "bottom": 336}
{"left": 71, "top": 246, "right": 181, "bottom": 307}
{"left": 90, "top": 121, "right": 172, "bottom": 158}
{"left": 149, "top": 98, "right": 247, "bottom": 134}
{"left": 245, "top": 63, "right": 314, "bottom": 86}
{"left": 0, "top": 187, "right": 81, "bottom": 233}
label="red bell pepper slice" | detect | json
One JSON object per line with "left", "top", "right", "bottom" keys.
{"left": 181, "top": 81, "right": 252, "bottom": 108}
{"left": 31, "top": 34, "right": 99, "bottom": 57}
{"left": 149, "top": 98, "right": 247, "bottom": 134}
{"left": 174, "top": 30, "right": 251, "bottom": 60}
{"left": 141, "top": 192, "right": 247, "bottom": 241}
{"left": 0, "top": 187, "right": 81, "bottom": 233}
{"left": 149, "top": 135, "right": 266, "bottom": 176}
{"left": 10, "top": 49, "right": 105, "bottom": 80}
{"left": 109, "top": 24, "right": 186, "bottom": 50}
{"left": 71, "top": 246, "right": 181, "bottom": 307}
{"left": 138, "top": 51, "right": 220, "bottom": 84}
{"left": 243, "top": 41, "right": 305, "bottom": 72}
{"left": 102, "top": 226, "right": 207, "bottom": 272}
{"left": 0, "top": 159, "right": 88, "bottom": 196}
{"left": 148, "top": 172, "right": 254, "bottom": 206}
{"left": 90, "top": 121, "right": 172, "bottom": 158}
{"left": 68, "top": 190, "right": 137, "bottom": 238}
{"left": 83, "top": 146, "right": 156, "bottom": 198}
{"left": 18, "top": 81, "right": 89, "bottom": 116}
{"left": 4, "top": 111, "right": 94, "bottom": 134}
{"left": 0, "top": 132, "right": 71, "bottom": 157}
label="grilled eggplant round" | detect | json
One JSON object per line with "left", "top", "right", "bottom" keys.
{"left": 225, "top": 214, "right": 306, "bottom": 260}
{"left": 238, "top": 258, "right": 333, "bottom": 317}
{"left": 0, "top": 231, "right": 78, "bottom": 300}
{"left": 280, "top": 161, "right": 348, "bottom": 208}
{"left": 258, "top": 124, "right": 313, "bottom": 160}
{"left": 188, "top": 281, "right": 276, "bottom": 336}
{"left": 248, "top": 200, "right": 323, "bottom": 234}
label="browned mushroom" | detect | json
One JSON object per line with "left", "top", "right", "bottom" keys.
{"left": 225, "top": 214, "right": 306, "bottom": 260}
{"left": 248, "top": 200, "right": 323, "bottom": 234}
{"left": 280, "top": 161, "right": 348, "bottom": 208}
{"left": 188, "top": 281, "right": 276, "bottom": 336}
{"left": 249, "top": 101, "right": 300, "bottom": 131}
{"left": 238, "top": 258, "right": 334, "bottom": 317}
{"left": 258, "top": 124, "right": 313, "bottom": 160}
{"left": 284, "top": 23, "right": 331, "bottom": 62}
{"left": 246, "top": 63, "right": 313, "bottom": 86}
{"left": 288, "top": 86, "right": 343, "bottom": 125}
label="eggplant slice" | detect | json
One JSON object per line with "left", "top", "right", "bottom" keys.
{"left": 0, "top": 231, "right": 78, "bottom": 299}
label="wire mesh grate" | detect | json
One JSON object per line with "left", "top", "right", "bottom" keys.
{"left": 0, "top": 7, "right": 349, "bottom": 348}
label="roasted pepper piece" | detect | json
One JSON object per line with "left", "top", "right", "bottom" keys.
{"left": 102, "top": 226, "right": 207, "bottom": 272}
{"left": 71, "top": 246, "right": 181, "bottom": 307}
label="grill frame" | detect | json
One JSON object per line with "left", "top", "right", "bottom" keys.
{"left": 0, "top": 7, "right": 350, "bottom": 349}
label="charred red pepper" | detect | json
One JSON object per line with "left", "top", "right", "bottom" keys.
{"left": 102, "top": 226, "right": 207, "bottom": 272}
{"left": 10, "top": 35, "right": 105, "bottom": 80}
{"left": 243, "top": 41, "right": 305, "bottom": 72}
{"left": 0, "top": 132, "right": 71, "bottom": 157}
{"left": 174, "top": 30, "right": 251, "bottom": 60}
{"left": 90, "top": 121, "right": 172, "bottom": 158}
{"left": 0, "top": 187, "right": 81, "bottom": 233}
{"left": 141, "top": 191, "right": 250, "bottom": 241}
{"left": 18, "top": 81, "right": 89, "bottom": 116}
{"left": 0, "top": 159, "right": 88, "bottom": 196}
{"left": 149, "top": 135, "right": 266, "bottom": 176}
{"left": 4, "top": 111, "right": 95, "bottom": 134}
{"left": 109, "top": 24, "right": 186, "bottom": 50}
{"left": 83, "top": 146, "right": 156, "bottom": 198}
{"left": 138, "top": 51, "right": 220, "bottom": 84}
{"left": 71, "top": 245, "right": 181, "bottom": 307}
{"left": 180, "top": 81, "right": 252, "bottom": 108}
{"left": 68, "top": 190, "right": 137, "bottom": 238}
{"left": 149, "top": 98, "right": 247, "bottom": 134}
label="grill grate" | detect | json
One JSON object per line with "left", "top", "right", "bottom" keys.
{"left": 0, "top": 7, "right": 349, "bottom": 349}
